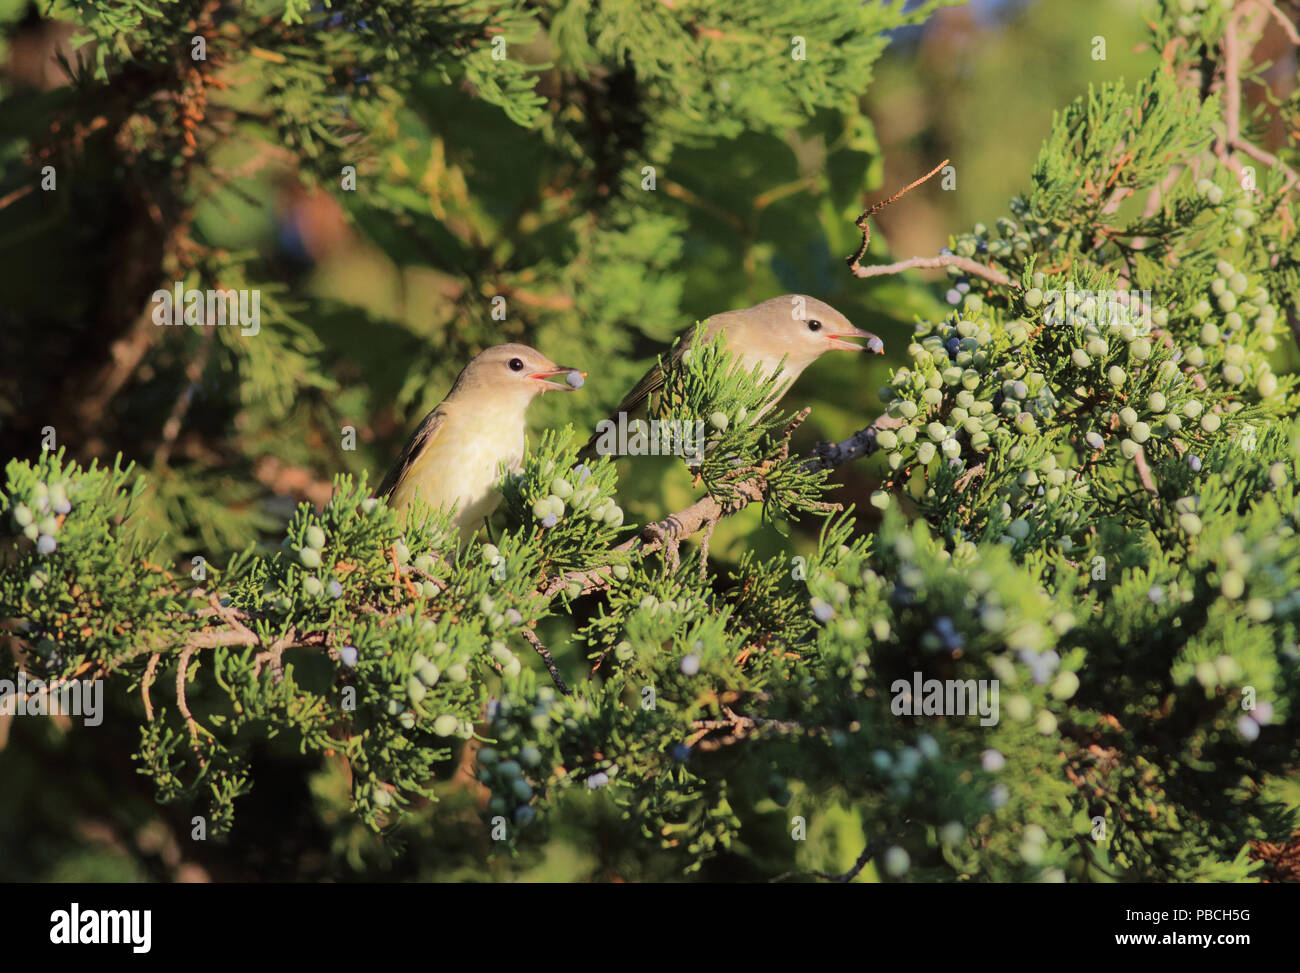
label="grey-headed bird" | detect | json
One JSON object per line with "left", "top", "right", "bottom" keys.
{"left": 378, "top": 343, "right": 583, "bottom": 542}
{"left": 580, "top": 295, "right": 881, "bottom": 459}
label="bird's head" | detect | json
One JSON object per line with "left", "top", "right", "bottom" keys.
{"left": 453, "top": 343, "right": 585, "bottom": 402}
{"left": 717, "top": 295, "right": 884, "bottom": 373}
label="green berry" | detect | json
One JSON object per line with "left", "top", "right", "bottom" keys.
{"left": 305, "top": 525, "right": 326, "bottom": 549}
{"left": 1200, "top": 413, "right": 1221, "bottom": 433}
{"left": 1050, "top": 671, "right": 1079, "bottom": 700}
{"left": 408, "top": 676, "right": 427, "bottom": 705}
{"left": 1221, "top": 571, "right": 1245, "bottom": 600}
{"left": 298, "top": 547, "right": 322, "bottom": 569}
{"left": 433, "top": 714, "right": 459, "bottom": 736}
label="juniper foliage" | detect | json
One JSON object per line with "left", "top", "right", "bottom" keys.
{"left": 1, "top": 0, "right": 1298, "bottom": 881}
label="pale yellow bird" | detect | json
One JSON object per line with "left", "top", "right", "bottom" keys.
{"left": 580, "top": 295, "right": 881, "bottom": 459}
{"left": 378, "top": 343, "right": 583, "bottom": 542}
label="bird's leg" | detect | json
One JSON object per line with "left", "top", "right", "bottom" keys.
{"left": 483, "top": 517, "right": 497, "bottom": 545}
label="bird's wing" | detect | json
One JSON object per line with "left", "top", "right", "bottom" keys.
{"left": 377, "top": 406, "right": 448, "bottom": 501}
{"left": 579, "top": 329, "right": 698, "bottom": 459}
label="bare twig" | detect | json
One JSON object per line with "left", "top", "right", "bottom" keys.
{"left": 142, "top": 652, "right": 161, "bottom": 721}
{"left": 810, "top": 414, "right": 904, "bottom": 470}
{"left": 850, "top": 253, "right": 1019, "bottom": 289}
{"left": 1256, "top": 0, "right": 1300, "bottom": 44}
{"left": 847, "top": 158, "right": 950, "bottom": 271}
{"left": 697, "top": 516, "right": 718, "bottom": 582}
{"left": 521, "top": 627, "right": 570, "bottom": 696}
{"left": 539, "top": 409, "right": 899, "bottom": 602}
{"left": 153, "top": 324, "right": 216, "bottom": 467}
{"left": 0, "top": 183, "right": 34, "bottom": 211}
{"left": 175, "top": 646, "right": 212, "bottom": 750}
{"left": 771, "top": 838, "right": 887, "bottom": 883}
{"left": 1133, "top": 446, "right": 1160, "bottom": 503}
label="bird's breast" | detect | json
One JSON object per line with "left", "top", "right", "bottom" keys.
{"left": 391, "top": 403, "right": 527, "bottom": 536}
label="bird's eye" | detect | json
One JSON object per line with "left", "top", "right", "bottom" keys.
{"left": 508, "top": 358, "right": 525, "bottom": 372}
{"left": 807, "top": 319, "right": 822, "bottom": 332}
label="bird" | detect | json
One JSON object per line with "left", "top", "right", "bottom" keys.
{"left": 579, "top": 295, "right": 882, "bottom": 459}
{"left": 377, "top": 343, "right": 584, "bottom": 543}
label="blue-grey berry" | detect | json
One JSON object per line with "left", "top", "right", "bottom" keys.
{"left": 982, "top": 749, "right": 1006, "bottom": 772}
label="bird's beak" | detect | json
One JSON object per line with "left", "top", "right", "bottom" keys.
{"left": 828, "top": 326, "right": 884, "bottom": 355}
{"left": 529, "top": 367, "right": 585, "bottom": 391}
